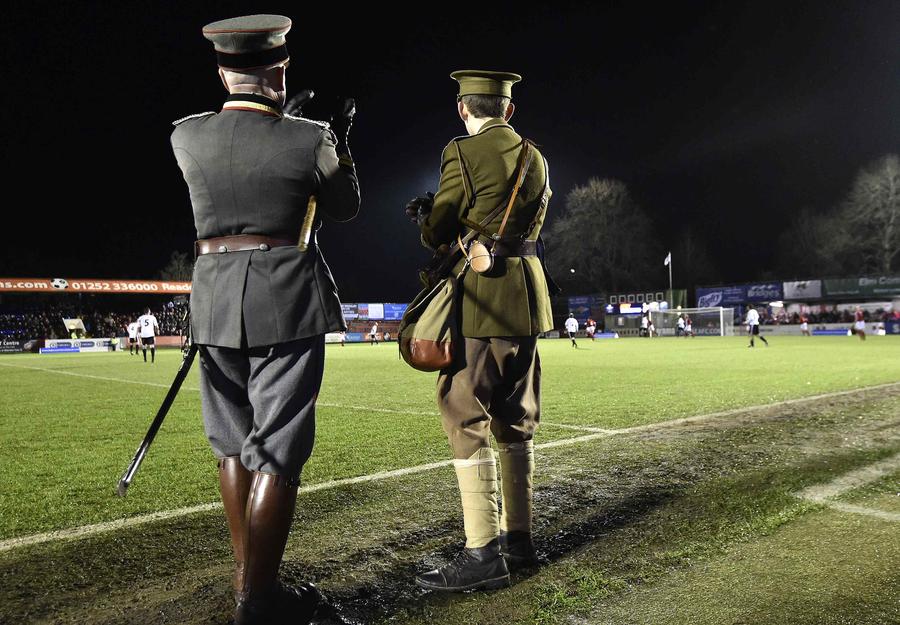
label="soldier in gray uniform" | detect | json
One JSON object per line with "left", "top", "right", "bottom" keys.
{"left": 170, "top": 14, "right": 359, "bottom": 625}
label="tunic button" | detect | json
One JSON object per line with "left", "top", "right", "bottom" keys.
{"left": 259, "top": 243, "right": 270, "bottom": 251}
{"left": 218, "top": 245, "right": 228, "bottom": 253}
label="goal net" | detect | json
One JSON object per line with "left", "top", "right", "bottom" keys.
{"left": 648, "top": 307, "right": 735, "bottom": 337}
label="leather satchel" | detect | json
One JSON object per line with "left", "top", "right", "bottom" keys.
{"left": 398, "top": 272, "right": 460, "bottom": 372}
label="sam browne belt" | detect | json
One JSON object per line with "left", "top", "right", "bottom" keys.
{"left": 490, "top": 239, "right": 538, "bottom": 257}
{"left": 194, "top": 234, "right": 299, "bottom": 257}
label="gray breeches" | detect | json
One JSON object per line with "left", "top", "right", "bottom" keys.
{"left": 198, "top": 335, "right": 325, "bottom": 480}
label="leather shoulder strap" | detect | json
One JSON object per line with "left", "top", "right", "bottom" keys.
{"left": 495, "top": 141, "right": 535, "bottom": 240}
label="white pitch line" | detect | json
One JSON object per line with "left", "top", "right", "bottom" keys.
{"left": 0, "top": 363, "right": 898, "bottom": 552}
{"left": 792, "top": 451, "right": 900, "bottom": 523}
{"left": 814, "top": 501, "right": 900, "bottom": 522}
{"left": 542, "top": 423, "right": 615, "bottom": 434}
{"left": 0, "top": 431, "right": 619, "bottom": 554}
{"left": 614, "top": 381, "right": 900, "bottom": 436}
{"left": 795, "top": 451, "right": 900, "bottom": 502}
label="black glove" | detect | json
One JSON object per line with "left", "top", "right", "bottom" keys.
{"left": 405, "top": 192, "right": 435, "bottom": 225}
{"left": 283, "top": 89, "right": 315, "bottom": 117}
{"left": 330, "top": 96, "right": 356, "bottom": 153}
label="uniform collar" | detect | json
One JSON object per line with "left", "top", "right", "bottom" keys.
{"left": 476, "top": 117, "right": 512, "bottom": 134}
{"left": 222, "top": 93, "right": 283, "bottom": 117}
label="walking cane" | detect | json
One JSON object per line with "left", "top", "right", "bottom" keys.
{"left": 116, "top": 308, "right": 198, "bottom": 497}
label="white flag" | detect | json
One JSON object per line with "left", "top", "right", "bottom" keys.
{"left": 664, "top": 252, "right": 671, "bottom": 266}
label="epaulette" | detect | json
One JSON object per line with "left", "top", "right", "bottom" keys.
{"left": 283, "top": 113, "right": 330, "bottom": 129}
{"left": 172, "top": 112, "right": 216, "bottom": 126}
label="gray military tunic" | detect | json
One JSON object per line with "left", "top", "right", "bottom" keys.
{"left": 171, "top": 93, "right": 359, "bottom": 477}
{"left": 171, "top": 94, "right": 358, "bottom": 348}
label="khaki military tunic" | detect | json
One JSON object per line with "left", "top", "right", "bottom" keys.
{"left": 421, "top": 118, "right": 553, "bottom": 338}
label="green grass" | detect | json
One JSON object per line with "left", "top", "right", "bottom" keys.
{"left": 0, "top": 336, "right": 898, "bottom": 624}
{"left": 0, "top": 335, "right": 897, "bottom": 539}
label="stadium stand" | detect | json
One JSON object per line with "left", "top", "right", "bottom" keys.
{"left": 0, "top": 302, "right": 187, "bottom": 341}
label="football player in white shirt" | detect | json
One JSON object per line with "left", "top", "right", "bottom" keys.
{"left": 745, "top": 304, "right": 769, "bottom": 348}
{"left": 136, "top": 307, "right": 161, "bottom": 363}
{"left": 370, "top": 322, "right": 379, "bottom": 346}
{"left": 564, "top": 313, "right": 579, "bottom": 348}
{"left": 127, "top": 321, "right": 139, "bottom": 355}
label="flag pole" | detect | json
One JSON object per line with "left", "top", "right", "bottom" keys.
{"left": 668, "top": 252, "right": 673, "bottom": 293}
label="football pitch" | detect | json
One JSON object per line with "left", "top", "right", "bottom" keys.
{"left": 1, "top": 336, "right": 898, "bottom": 624}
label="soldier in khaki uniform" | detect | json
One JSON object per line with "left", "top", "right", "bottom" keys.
{"left": 406, "top": 70, "right": 555, "bottom": 591}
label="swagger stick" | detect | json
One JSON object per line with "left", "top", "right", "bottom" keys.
{"left": 116, "top": 309, "right": 198, "bottom": 497}
{"left": 298, "top": 195, "right": 317, "bottom": 252}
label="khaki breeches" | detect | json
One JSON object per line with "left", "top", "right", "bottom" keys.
{"left": 437, "top": 336, "right": 541, "bottom": 459}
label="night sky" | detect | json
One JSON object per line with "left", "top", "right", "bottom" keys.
{"left": 1, "top": 1, "right": 898, "bottom": 302}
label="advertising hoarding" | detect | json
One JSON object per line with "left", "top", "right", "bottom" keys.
{"left": 0, "top": 278, "right": 191, "bottom": 293}
{"left": 823, "top": 275, "right": 900, "bottom": 298}
{"left": 783, "top": 280, "right": 823, "bottom": 300}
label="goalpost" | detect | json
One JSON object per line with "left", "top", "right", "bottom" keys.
{"left": 649, "top": 307, "right": 735, "bottom": 337}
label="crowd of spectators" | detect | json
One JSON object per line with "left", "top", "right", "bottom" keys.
{"left": 0, "top": 301, "right": 189, "bottom": 341}
{"left": 756, "top": 306, "right": 898, "bottom": 325}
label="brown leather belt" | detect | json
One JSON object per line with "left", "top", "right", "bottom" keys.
{"left": 491, "top": 239, "right": 538, "bottom": 257}
{"left": 194, "top": 234, "right": 298, "bottom": 257}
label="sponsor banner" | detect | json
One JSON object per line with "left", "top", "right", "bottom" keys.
{"left": 885, "top": 320, "right": 900, "bottom": 335}
{"left": 40, "top": 347, "right": 81, "bottom": 353}
{"left": 823, "top": 275, "right": 900, "bottom": 298}
{"left": 696, "top": 285, "right": 745, "bottom": 307}
{"left": 567, "top": 296, "right": 592, "bottom": 323}
{"left": 0, "top": 339, "right": 28, "bottom": 353}
{"left": 367, "top": 303, "right": 385, "bottom": 320}
{"left": 696, "top": 283, "right": 782, "bottom": 307}
{"left": 345, "top": 333, "right": 365, "bottom": 343}
{"left": 745, "top": 283, "right": 783, "bottom": 302}
{"left": 783, "top": 280, "right": 822, "bottom": 300}
{"left": 0, "top": 278, "right": 191, "bottom": 293}
{"left": 45, "top": 338, "right": 114, "bottom": 352}
{"left": 383, "top": 303, "right": 409, "bottom": 321}
{"left": 812, "top": 329, "right": 851, "bottom": 336}
{"left": 342, "top": 303, "right": 409, "bottom": 322}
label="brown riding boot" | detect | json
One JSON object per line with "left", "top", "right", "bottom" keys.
{"left": 234, "top": 471, "right": 321, "bottom": 625}
{"left": 218, "top": 456, "right": 252, "bottom": 600}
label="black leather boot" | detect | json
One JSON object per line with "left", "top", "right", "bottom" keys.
{"left": 415, "top": 538, "right": 510, "bottom": 592}
{"left": 234, "top": 471, "right": 322, "bottom": 625}
{"left": 499, "top": 530, "right": 539, "bottom": 567}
